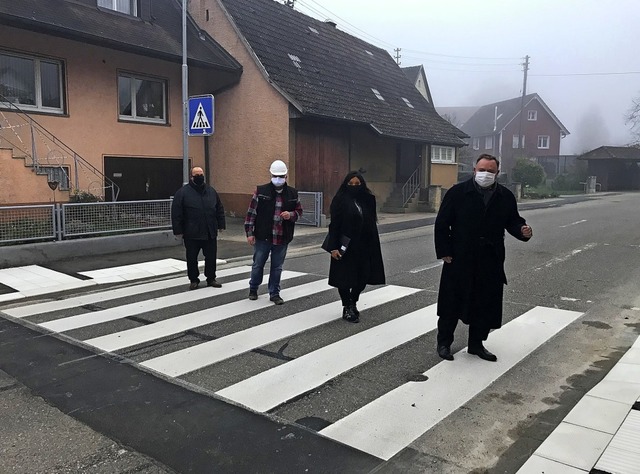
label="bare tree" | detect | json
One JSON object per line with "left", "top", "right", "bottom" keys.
{"left": 625, "top": 94, "right": 640, "bottom": 145}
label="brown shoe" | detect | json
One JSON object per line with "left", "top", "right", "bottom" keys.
{"left": 207, "top": 279, "right": 222, "bottom": 288}
{"left": 189, "top": 281, "right": 199, "bottom": 290}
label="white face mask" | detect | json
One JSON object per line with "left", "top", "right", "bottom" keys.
{"left": 474, "top": 171, "right": 496, "bottom": 188}
{"left": 271, "top": 177, "right": 286, "bottom": 187}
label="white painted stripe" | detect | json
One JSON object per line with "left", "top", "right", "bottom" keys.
{"left": 143, "top": 285, "right": 422, "bottom": 377}
{"left": 534, "top": 243, "right": 597, "bottom": 271}
{"left": 40, "top": 270, "right": 304, "bottom": 333}
{"left": 3, "top": 266, "right": 251, "bottom": 319}
{"left": 0, "top": 293, "right": 25, "bottom": 303}
{"left": 559, "top": 219, "right": 587, "bottom": 228}
{"left": 320, "top": 306, "right": 583, "bottom": 460}
{"left": 409, "top": 261, "right": 442, "bottom": 273}
{"left": 85, "top": 279, "right": 332, "bottom": 352}
{"left": 217, "top": 299, "right": 435, "bottom": 412}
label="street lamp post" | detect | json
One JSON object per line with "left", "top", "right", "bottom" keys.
{"left": 182, "top": 0, "right": 189, "bottom": 185}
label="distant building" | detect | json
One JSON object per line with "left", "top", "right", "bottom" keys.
{"left": 578, "top": 146, "right": 640, "bottom": 191}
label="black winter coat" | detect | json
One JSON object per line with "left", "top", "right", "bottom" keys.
{"left": 327, "top": 191, "right": 385, "bottom": 289}
{"left": 434, "top": 179, "right": 529, "bottom": 329}
{"left": 171, "top": 182, "right": 225, "bottom": 240}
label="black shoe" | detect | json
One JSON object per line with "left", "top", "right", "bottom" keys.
{"left": 207, "top": 279, "right": 222, "bottom": 288}
{"left": 189, "top": 280, "right": 199, "bottom": 290}
{"left": 270, "top": 295, "right": 284, "bottom": 305}
{"left": 342, "top": 306, "right": 359, "bottom": 323}
{"left": 248, "top": 290, "right": 258, "bottom": 300}
{"left": 349, "top": 302, "right": 360, "bottom": 318}
{"left": 468, "top": 345, "right": 497, "bottom": 362}
{"left": 437, "top": 345, "right": 454, "bottom": 361}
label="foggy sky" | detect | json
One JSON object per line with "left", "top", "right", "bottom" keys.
{"left": 293, "top": 0, "right": 640, "bottom": 154}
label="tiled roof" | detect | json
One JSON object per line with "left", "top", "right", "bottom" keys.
{"left": 0, "top": 0, "right": 242, "bottom": 73}
{"left": 461, "top": 93, "right": 569, "bottom": 137}
{"left": 401, "top": 66, "right": 422, "bottom": 84}
{"left": 579, "top": 146, "right": 640, "bottom": 160}
{"left": 219, "top": 0, "right": 466, "bottom": 145}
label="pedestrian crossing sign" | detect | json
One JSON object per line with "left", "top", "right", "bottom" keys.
{"left": 188, "top": 95, "right": 214, "bottom": 136}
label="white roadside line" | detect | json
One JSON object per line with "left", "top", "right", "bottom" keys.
{"left": 534, "top": 243, "right": 597, "bottom": 271}
{"left": 559, "top": 219, "right": 587, "bottom": 228}
{"left": 410, "top": 261, "right": 443, "bottom": 273}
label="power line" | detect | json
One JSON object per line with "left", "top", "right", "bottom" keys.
{"left": 531, "top": 71, "right": 640, "bottom": 77}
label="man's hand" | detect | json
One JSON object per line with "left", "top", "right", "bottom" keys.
{"left": 521, "top": 225, "right": 533, "bottom": 239}
{"left": 280, "top": 211, "right": 291, "bottom": 220}
{"left": 442, "top": 256, "right": 452, "bottom": 264}
{"left": 331, "top": 250, "right": 342, "bottom": 260}
{"left": 247, "top": 236, "right": 255, "bottom": 246}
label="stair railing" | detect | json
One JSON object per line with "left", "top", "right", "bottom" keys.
{"left": 401, "top": 166, "right": 421, "bottom": 207}
{"left": 0, "top": 94, "right": 119, "bottom": 201}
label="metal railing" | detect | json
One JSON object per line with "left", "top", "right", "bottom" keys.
{"left": 62, "top": 200, "right": 171, "bottom": 238}
{"left": 0, "top": 204, "right": 56, "bottom": 244}
{"left": 297, "top": 191, "right": 323, "bottom": 227}
{"left": 0, "top": 94, "right": 120, "bottom": 201}
{"left": 401, "top": 166, "right": 421, "bottom": 207}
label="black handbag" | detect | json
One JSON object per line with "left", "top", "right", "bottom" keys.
{"left": 321, "top": 232, "right": 331, "bottom": 252}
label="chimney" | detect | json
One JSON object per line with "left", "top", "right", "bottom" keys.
{"left": 324, "top": 19, "right": 337, "bottom": 28}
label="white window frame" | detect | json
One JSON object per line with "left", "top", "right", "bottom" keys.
{"left": 472, "top": 137, "right": 480, "bottom": 150}
{"left": 0, "top": 51, "right": 64, "bottom": 114}
{"left": 97, "top": 0, "right": 137, "bottom": 15}
{"left": 512, "top": 135, "right": 525, "bottom": 148}
{"left": 118, "top": 72, "right": 167, "bottom": 124}
{"left": 527, "top": 110, "right": 537, "bottom": 121}
{"left": 537, "top": 135, "right": 550, "bottom": 149}
{"left": 431, "top": 145, "right": 456, "bottom": 164}
{"left": 485, "top": 136, "right": 493, "bottom": 149}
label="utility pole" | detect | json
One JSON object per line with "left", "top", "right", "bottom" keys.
{"left": 181, "top": 0, "right": 189, "bottom": 185}
{"left": 394, "top": 48, "right": 401, "bottom": 65}
{"left": 517, "top": 55, "right": 530, "bottom": 155}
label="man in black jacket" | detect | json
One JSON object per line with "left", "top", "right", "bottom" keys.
{"left": 434, "top": 154, "right": 532, "bottom": 362}
{"left": 172, "top": 167, "right": 225, "bottom": 290}
{"left": 244, "top": 160, "right": 303, "bottom": 304}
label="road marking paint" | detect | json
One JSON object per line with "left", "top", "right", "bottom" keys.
{"left": 410, "top": 262, "right": 443, "bottom": 273}
{"left": 84, "top": 279, "right": 332, "bottom": 352}
{"left": 560, "top": 297, "right": 580, "bottom": 302}
{"left": 40, "top": 270, "right": 304, "bottom": 333}
{"left": 143, "top": 285, "right": 421, "bottom": 377}
{"left": 559, "top": 219, "right": 587, "bottom": 228}
{"left": 534, "top": 243, "right": 597, "bottom": 271}
{"left": 217, "top": 301, "right": 436, "bottom": 412}
{"left": 3, "top": 266, "right": 251, "bottom": 319}
{"left": 319, "top": 306, "right": 583, "bottom": 460}
{"left": 0, "top": 265, "right": 96, "bottom": 298}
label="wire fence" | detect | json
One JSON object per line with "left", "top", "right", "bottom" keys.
{"left": 0, "top": 205, "right": 56, "bottom": 244}
{"left": 0, "top": 194, "right": 322, "bottom": 245}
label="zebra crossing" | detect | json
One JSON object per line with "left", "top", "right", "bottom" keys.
{"left": 0, "top": 264, "right": 593, "bottom": 466}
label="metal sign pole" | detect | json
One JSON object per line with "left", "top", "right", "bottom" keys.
{"left": 182, "top": 0, "right": 189, "bottom": 185}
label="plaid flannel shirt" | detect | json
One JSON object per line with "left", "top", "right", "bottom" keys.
{"left": 244, "top": 191, "right": 303, "bottom": 245}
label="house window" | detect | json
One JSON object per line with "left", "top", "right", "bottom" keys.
{"left": 527, "top": 110, "right": 537, "bottom": 121}
{"left": 0, "top": 51, "right": 64, "bottom": 113}
{"left": 512, "top": 135, "right": 525, "bottom": 148}
{"left": 401, "top": 97, "right": 414, "bottom": 109}
{"left": 485, "top": 136, "right": 493, "bottom": 149}
{"left": 537, "top": 135, "right": 550, "bottom": 149}
{"left": 371, "top": 88, "right": 384, "bottom": 101}
{"left": 431, "top": 146, "right": 455, "bottom": 164}
{"left": 97, "top": 0, "right": 137, "bottom": 15}
{"left": 288, "top": 53, "right": 302, "bottom": 69}
{"left": 472, "top": 137, "right": 480, "bottom": 150}
{"left": 118, "top": 73, "right": 167, "bottom": 123}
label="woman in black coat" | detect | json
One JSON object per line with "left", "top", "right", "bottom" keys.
{"left": 327, "top": 171, "right": 385, "bottom": 323}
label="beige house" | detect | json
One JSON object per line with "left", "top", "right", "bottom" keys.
{"left": 0, "top": 0, "right": 241, "bottom": 204}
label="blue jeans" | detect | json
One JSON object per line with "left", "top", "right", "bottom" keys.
{"left": 249, "top": 240, "right": 288, "bottom": 297}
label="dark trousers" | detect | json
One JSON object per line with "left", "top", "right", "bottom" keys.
{"left": 184, "top": 238, "right": 217, "bottom": 283}
{"left": 338, "top": 285, "right": 366, "bottom": 306}
{"left": 437, "top": 317, "right": 490, "bottom": 349}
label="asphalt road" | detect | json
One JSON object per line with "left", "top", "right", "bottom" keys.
{"left": 1, "top": 192, "right": 639, "bottom": 473}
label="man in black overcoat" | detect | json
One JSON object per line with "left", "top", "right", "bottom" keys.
{"left": 434, "top": 154, "right": 533, "bottom": 361}
{"left": 172, "top": 166, "right": 225, "bottom": 290}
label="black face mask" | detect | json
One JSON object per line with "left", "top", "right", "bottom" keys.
{"left": 193, "top": 175, "right": 205, "bottom": 186}
{"left": 346, "top": 185, "right": 362, "bottom": 196}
